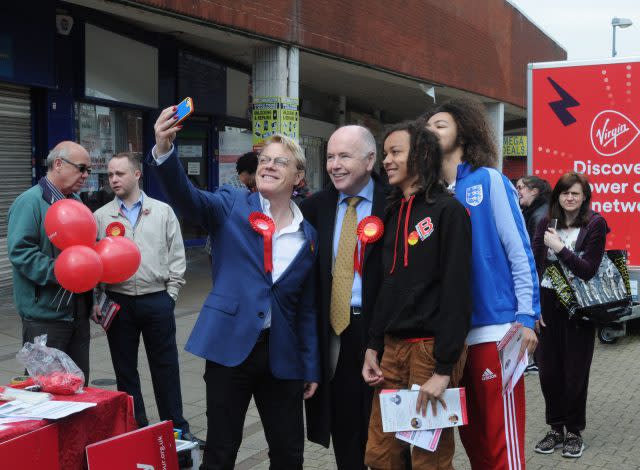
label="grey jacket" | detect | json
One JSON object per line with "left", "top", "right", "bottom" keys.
{"left": 94, "top": 192, "right": 186, "bottom": 299}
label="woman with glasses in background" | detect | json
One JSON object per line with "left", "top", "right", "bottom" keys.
{"left": 531, "top": 172, "right": 607, "bottom": 459}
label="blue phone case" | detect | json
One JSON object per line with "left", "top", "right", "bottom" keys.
{"left": 175, "top": 98, "right": 193, "bottom": 124}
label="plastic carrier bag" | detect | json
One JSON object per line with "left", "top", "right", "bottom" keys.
{"left": 16, "top": 334, "right": 85, "bottom": 394}
{"left": 544, "top": 250, "right": 632, "bottom": 323}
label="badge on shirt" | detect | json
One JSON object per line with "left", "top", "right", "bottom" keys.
{"left": 465, "top": 184, "right": 483, "bottom": 207}
{"left": 106, "top": 222, "right": 126, "bottom": 237}
{"left": 249, "top": 212, "right": 275, "bottom": 273}
{"left": 354, "top": 216, "right": 384, "bottom": 274}
{"left": 415, "top": 217, "right": 434, "bottom": 241}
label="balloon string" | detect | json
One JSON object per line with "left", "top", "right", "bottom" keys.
{"left": 50, "top": 287, "right": 63, "bottom": 306}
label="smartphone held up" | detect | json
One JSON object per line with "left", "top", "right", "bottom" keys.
{"left": 173, "top": 97, "right": 194, "bottom": 127}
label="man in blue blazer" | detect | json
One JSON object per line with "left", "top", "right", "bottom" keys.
{"left": 148, "top": 106, "right": 320, "bottom": 470}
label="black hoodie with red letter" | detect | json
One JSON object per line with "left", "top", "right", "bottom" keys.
{"left": 368, "top": 189, "right": 472, "bottom": 375}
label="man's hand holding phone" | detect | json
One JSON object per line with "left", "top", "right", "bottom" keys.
{"left": 154, "top": 97, "right": 194, "bottom": 156}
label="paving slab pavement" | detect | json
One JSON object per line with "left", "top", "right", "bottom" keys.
{"left": 1, "top": 248, "right": 639, "bottom": 469}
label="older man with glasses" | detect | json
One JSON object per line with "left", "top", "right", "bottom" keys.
{"left": 8, "top": 141, "right": 93, "bottom": 381}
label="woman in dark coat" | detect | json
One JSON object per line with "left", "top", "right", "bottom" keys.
{"left": 516, "top": 175, "right": 551, "bottom": 242}
{"left": 531, "top": 172, "right": 607, "bottom": 460}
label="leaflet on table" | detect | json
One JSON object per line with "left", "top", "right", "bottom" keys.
{"left": 0, "top": 399, "right": 96, "bottom": 420}
{"left": 394, "top": 384, "right": 441, "bottom": 451}
{"left": 379, "top": 387, "right": 467, "bottom": 433}
{"left": 98, "top": 292, "right": 120, "bottom": 331}
{"left": 497, "top": 323, "right": 528, "bottom": 394}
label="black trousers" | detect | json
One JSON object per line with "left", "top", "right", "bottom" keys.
{"left": 106, "top": 290, "right": 188, "bottom": 431}
{"left": 200, "top": 330, "right": 304, "bottom": 470}
{"left": 330, "top": 311, "right": 373, "bottom": 470}
{"left": 22, "top": 314, "right": 90, "bottom": 384}
{"left": 538, "top": 288, "right": 595, "bottom": 434}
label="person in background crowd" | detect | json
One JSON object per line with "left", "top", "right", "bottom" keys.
{"left": 531, "top": 172, "right": 606, "bottom": 459}
{"left": 292, "top": 178, "right": 311, "bottom": 205}
{"left": 362, "top": 122, "right": 471, "bottom": 469}
{"left": 8, "top": 141, "right": 93, "bottom": 382}
{"left": 301, "top": 125, "right": 387, "bottom": 469}
{"left": 516, "top": 175, "right": 552, "bottom": 242}
{"left": 516, "top": 175, "right": 551, "bottom": 376}
{"left": 235, "top": 151, "right": 259, "bottom": 192}
{"left": 422, "top": 98, "right": 540, "bottom": 470}
{"left": 150, "top": 105, "right": 320, "bottom": 470}
{"left": 92, "top": 153, "right": 200, "bottom": 445}
{"left": 205, "top": 151, "right": 259, "bottom": 259}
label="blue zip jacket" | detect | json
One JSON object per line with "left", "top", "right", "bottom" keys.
{"left": 454, "top": 163, "right": 540, "bottom": 329}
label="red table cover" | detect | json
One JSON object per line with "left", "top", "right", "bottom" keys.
{"left": 0, "top": 386, "right": 137, "bottom": 469}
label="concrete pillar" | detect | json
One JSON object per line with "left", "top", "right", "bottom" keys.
{"left": 485, "top": 102, "right": 505, "bottom": 171}
{"left": 253, "top": 46, "right": 298, "bottom": 99}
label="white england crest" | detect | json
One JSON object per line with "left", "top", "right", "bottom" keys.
{"left": 465, "top": 184, "right": 483, "bottom": 206}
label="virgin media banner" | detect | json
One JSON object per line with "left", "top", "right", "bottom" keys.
{"left": 530, "top": 58, "right": 640, "bottom": 264}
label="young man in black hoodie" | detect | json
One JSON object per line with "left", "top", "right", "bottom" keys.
{"left": 363, "top": 122, "right": 472, "bottom": 469}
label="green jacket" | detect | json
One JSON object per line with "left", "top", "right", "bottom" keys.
{"left": 7, "top": 183, "right": 90, "bottom": 321}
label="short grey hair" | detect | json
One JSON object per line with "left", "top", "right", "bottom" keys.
{"left": 335, "top": 125, "right": 376, "bottom": 159}
{"left": 46, "top": 146, "right": 68, "bottom": 170}
{"left": 355, "top": 125, "right": 377, "bottom": 159}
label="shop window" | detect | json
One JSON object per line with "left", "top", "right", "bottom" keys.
{"left": 75, "top": 102, "right": 143, "bottom": 212}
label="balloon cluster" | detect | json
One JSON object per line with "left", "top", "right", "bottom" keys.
{"left": 45, "top": 200, "right": 141, "bottom": 293}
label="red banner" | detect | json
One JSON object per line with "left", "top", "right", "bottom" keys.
{"left": 530, "top": 58, "right": 640, "bottom": 263}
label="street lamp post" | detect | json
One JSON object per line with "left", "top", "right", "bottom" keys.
{"left": 612, "top": 17, "right": 633, "bottom": 57}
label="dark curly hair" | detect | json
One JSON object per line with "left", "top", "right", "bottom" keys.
{"left": 383, "top": 121, "right": 446, "bottom": 207}
{"left": 419, "top": 98, "right": 498, "bottom": 169}
{"left": 236, "top": 151, "right": 258, "bottom": 174}
{"left": 549, "top": 172, "right": 592, "bottom": 228}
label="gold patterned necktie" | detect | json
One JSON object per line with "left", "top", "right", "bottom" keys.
{"left": 330, "top": 196, "right": 362, "bottom": 335}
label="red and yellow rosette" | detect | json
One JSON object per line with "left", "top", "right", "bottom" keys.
{"left": 354, "top": 216, "right": 384, "bottom": 275}
{"left": 106, "top": 222, "right": 125, "bottom": 237}
{"left": 249, "top": 212, "right": 276, "bottom": 273}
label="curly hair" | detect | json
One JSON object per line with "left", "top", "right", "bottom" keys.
{"left": 383, "top": 121, "right": 446, "bottom": 207}
{"left": 236, "top": 151, "right": 258, "bottom": 175}
{"left": 419, "top": 98, "right": 498, "bottom": 169}
{"left": 549, "top": 172, "right": 592, "bottom": 228}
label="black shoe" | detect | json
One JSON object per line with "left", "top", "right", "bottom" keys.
{"left": 562, "top": 432, "right": 584, "bottom": 458}
{"left": 534, "top": 430, "right": 564, "bottom": 454}
{"left": 182, "top": 431, "right": 206, "bottom": 449}
{"left": 524, "top": 363, "right": 539, "bottom": 376}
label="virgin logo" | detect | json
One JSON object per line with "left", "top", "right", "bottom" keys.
{"left": 590, "top": 110, "right": 640, "bottom": 156}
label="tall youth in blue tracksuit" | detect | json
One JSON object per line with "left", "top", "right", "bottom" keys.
{"left": 423, "top": 99, "right": 540, "bottom": 470}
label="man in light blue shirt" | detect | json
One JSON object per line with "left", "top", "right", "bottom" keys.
{"left": 301, "top": 126, "right": 388, "bottom": 469}
{"left": 117, "top": 192, "right": 143, "bottom": 228}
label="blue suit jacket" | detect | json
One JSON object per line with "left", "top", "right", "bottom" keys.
{"left": 147, "top": 150, "right": 320, "bottom": 382}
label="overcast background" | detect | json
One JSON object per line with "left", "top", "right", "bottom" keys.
{"left": 508, "top": 0, "right": 640, "bottom": 60}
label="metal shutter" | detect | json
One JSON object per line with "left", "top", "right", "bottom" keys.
{"left": 0, "top": 83, "right": 32, "bottom": 299}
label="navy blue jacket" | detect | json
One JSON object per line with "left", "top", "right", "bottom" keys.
{"left": 147, "top": 150, "right": 320, "bottom": 382}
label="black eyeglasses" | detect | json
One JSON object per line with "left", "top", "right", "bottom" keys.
{"left": 60, "top": 157, "right": 92, "bottom": 175}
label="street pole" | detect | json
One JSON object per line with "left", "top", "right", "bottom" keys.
{"left": 612, "top": 24, "right": 617, "bottom": 57}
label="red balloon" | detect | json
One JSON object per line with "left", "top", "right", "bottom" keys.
{"left": 54, "top": 245, "right": 103, "bottom": 293}
{"left": 45, "top": 199, "right": 97, "bottom": 250}
{"left": 94, "top": 236, "right": 141, "bottom": 284}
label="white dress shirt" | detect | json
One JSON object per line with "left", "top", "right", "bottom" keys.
{"left": 259, "top": 193, "right": 306, "bottom": 328}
